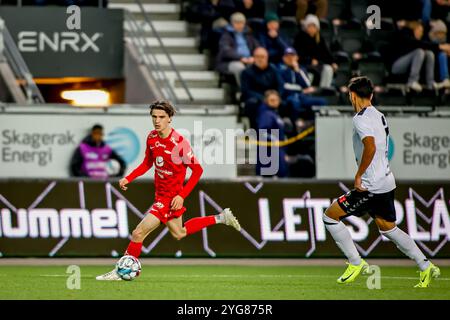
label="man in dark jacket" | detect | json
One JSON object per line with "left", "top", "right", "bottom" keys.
{"left": 278, "top": 47, "right": 327, "bottom": 120}
{"left": 195, "top": 0, "right": 236, "bottom": 52}
{"left": 240, "top": 47, "right": 284, "bottom": 128}
{"left": 216, "top": 12, "right": 259, "bottom": 85}
{"left": 70, "top": 124, "right": 126, "bottom": 179}
{"left": 257, "top": 12, "right": 289, "bottom": 64}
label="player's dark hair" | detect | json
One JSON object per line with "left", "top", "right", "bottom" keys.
{"left": 348, "top": 76, "right": 374, "bottom": 99}
{"left": 91, "top": 124, "right": 103, "bottom": 131}
{"left": 149, "top": 100, "right": 176, "bottom": 117}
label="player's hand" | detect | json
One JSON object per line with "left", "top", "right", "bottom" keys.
{"left": 171, "top": 195, "right": 184, "bottom": 211}
{"left": 119, "top": 178, "right": 129, "bottom": 191}
{"left": 354, "top": 175, "right": 368, "bottom": 192}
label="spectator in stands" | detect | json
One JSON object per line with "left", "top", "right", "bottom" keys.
{"left": 293, "top": 14, "right": 338, "bottom": 88}
{"left": 194, "top": 0, "right": 236, "bottom": 52}
{"left": 240, "top": 47, "right": 284, "bottom": 128}
{"left": 70, "top": 124, "right": 126, "bottom": 179}
{"left": 295, "top": 0, "right": 328, "bottom": 22}
{"left": 255, "top": 90, "right": 289, "bottom": 178}
{"left": 234, "top": 0, "right": 265, "bottom": 20}
{"left": 216, "top": 12, "right": 259, "bottom": 86}
{"left": 257, "top": 12, "right": 289, "bottom": 64}
{"left": 429, "top": 19, "right": 450, "bottom": 88}
{"left": 278, "top": 47, "right": 327, "bottom": 122}
{"left": 388, "top": 21, "right": 450, "bottom": 92}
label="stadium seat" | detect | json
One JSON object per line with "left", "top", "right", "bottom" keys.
{"left": 357, "top": 61, "right": 386, "bottom": 86}
{"left": 277, "top": 0, "right": 297, "bottom": 18}
{"left": 408, "top": 89, "right": 440, "bottom": 107}
{"left": 334, "top": 63, "right": 353, "bottom": 88}
{"left": 280, "top": 17, "right": 299, "bottom": 45}
{"left": 350, "top": 0, "right": 370, "bottom": 22}
{"left": 372, "top": 87, "right": 408, "bottom": 106}
{"left": 328, "top": 0, "right": 351, "bottom": 20}
{"left": 312, "top": 87, "right": 340, "bottom": 105}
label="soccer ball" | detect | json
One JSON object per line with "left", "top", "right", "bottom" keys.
{"left": 116, "top": 255, "right": 141, "bottom": 281}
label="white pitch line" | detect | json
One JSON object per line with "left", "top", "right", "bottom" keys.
{"left": 37, "top": 274, "right": 450, "bottom": 281}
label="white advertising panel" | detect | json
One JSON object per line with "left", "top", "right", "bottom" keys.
{"left": 0, "top": 112, "right": 239, "bottom": 179}
{"left": 317, "top": 116, "right": 450, "bottom": 180}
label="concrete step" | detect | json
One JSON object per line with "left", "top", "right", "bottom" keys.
{"left": 111, "top": 3, "right": 181, "bottom": 20}
{"left": 173, "top": 87, "right": 225, "bottom": 103}
{"left": 153, "top": 71, "right": 218, "bottom": 88}
{"left": 109, "top": 3, "right": 180, "bottom": 13}
{"left": 149, "top": 53, "right": 207, "bottom": 70}
{"left": 127, "top": 36, "right": 198, "bottom": 54}
{"left": 124, "top": 20, "right": 188, "bottom": 37}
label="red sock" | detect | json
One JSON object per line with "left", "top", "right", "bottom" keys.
{"left": 125, "top": 241, "right": 142, "bottom": 258}
{"left": 185, "top": 216, "right": 216, "bottom": 235}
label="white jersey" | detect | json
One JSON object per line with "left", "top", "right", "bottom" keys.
{"left": 352, "top": 106, "right": 396, "bottom": 194}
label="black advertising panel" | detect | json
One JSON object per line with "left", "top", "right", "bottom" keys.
{"left": 0, "top": 179, "right": 449, "bottom": 258}
{"left": 0, "top": 6, "right": 123, "bottom": 78}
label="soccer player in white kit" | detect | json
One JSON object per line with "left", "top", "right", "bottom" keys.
{"left": 323, "top": 76, "right": 440, "bottom": 288}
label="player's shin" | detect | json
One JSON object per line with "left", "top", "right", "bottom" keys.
{"left": 323, "top": 214, "right": 361, "bottom": 265}
{"left": 380, "top": 227, "right": 430, "bottom": 271}
{"left": 125, "top": 241, "right": 143, "bottom": 258}
{"left": 184, "top": 216, "right": 217, "bottom": 235}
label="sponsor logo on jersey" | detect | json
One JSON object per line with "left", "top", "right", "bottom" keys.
{"left": 155, "top": 141, "right": 166, "bottom": 148}
{"left": 155, "top": 168, "right": 173, "bottom": 176}
{"left": 156, "top": 156, "right": 164, "bottom": 167}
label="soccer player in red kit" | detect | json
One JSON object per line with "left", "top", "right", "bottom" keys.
{"left": 96, "top": 100, "right": 241, "bottom": 280}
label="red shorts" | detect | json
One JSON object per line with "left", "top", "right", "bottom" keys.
{"left": 148, "top": 197, "right": 186, "bottom": 224}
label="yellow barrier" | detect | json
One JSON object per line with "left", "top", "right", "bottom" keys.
{"left": 239, "top": 126, "right": 315, "bottom": 147}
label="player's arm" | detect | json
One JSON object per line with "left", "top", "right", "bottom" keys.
{"left": 120, "top": 137, "right": 154, "bottom": 190}
{"left": 355, "top": 136, "right": 376, "bottom": 191}
{"left": 353, "top": 116, "right": 376, "bottom": 192}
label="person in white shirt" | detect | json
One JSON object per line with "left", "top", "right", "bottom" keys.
{"left": 323, "top": 76, "right": 440, "bottom": 288}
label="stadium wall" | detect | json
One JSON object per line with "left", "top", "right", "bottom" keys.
{"left": 0, "top": 179, "right": 449, "bottom": 258}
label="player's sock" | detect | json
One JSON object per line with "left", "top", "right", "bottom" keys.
{"left": 215, "top": 212, "right": 225, "bottom": 224}
{"left": 185, "top": 216, "right": 216, "bottom": 235}
{"left": 380, "top": 227, "right": 430, "bottom": 271}
{"left": 125, "top": 241, "right": 143, "bottom": 258}
{"left": 323, "top": 214, "right": 361, "bottom": 265}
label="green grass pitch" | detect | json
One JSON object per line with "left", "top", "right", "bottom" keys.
{"left": 1, "top": 265, "right": 449, "bottom": 300}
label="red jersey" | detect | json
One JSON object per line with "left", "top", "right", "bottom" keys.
{"left": 125, "top": 128, "right": 203, "bottom": 199}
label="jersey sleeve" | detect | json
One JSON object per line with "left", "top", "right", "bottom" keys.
{"left": 178, "top": 137, "right": 203, "bottom": 199}
{"left": 353, "top": 115, "right": 375, "bottom": 141}
{"left": 125, "top": 135, "right": 154, "bottom": 182}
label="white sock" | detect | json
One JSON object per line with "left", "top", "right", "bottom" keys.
{"left": 215, "top": 213, "right": 224, "bottom": 224}
{"left": 323, "top": 214, "right": 361, "bottom": 265}
{"left": 380, "top": 227, "right": 430, "bottom": 271}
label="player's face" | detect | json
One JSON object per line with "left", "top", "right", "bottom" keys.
{"left": 151, "top": 109, "right": 171, "bottom": 132}
{"left": 91, "top": 129, "right": 103, "bottom": 145}
{"left": 266, "top": 93, "right": 280, "bottom": 108}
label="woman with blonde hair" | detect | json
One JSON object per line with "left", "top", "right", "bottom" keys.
{"left": 293, "top": 14, "right": 338, "bottom": 88}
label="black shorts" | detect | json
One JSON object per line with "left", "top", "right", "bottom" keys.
{"left": 337, "top": 189, "right": 396, "bottom": 222}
